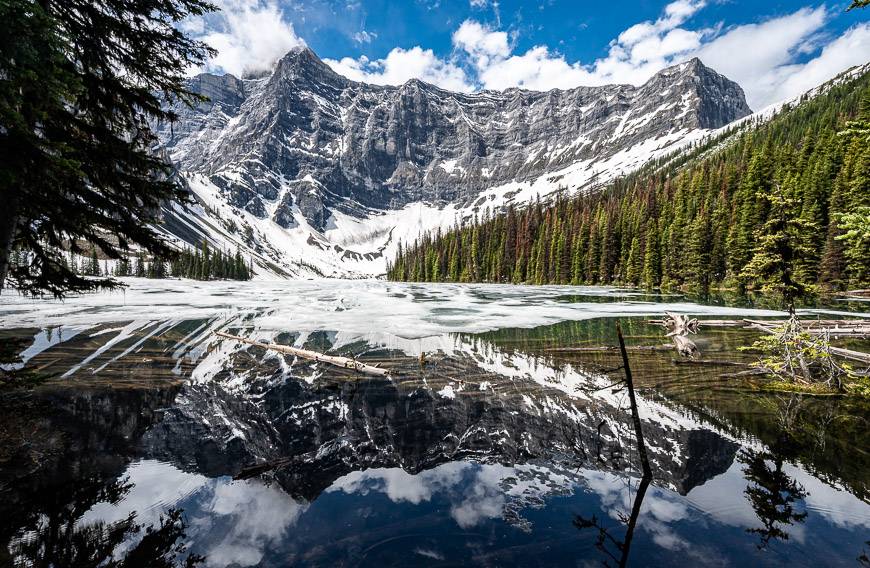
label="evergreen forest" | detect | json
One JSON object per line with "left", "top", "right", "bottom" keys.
{"left": 387, "top": 70, "right": 870, "bottom": 294}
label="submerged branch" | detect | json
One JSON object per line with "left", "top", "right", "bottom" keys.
{"left": 215, "top": 331, "right": 391, "bottom": 377}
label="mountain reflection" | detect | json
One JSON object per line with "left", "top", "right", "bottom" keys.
{"left": 1, "top": 316, "right": 869, "bottom": 566}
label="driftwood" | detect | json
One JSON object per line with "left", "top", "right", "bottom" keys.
{"left": 720, "top": 368, "right": 769, "bottom": 379}
{"left": 662, "top": 312, "right": 700, "bottom": 358}
{"left": 544, "top": 345, "right": 675, "bottom": 353}
{"left": 663, "top": 312, "right": 700, "bottom": 336}
{"left": 647, "top": 317, "right": 870, "bottom": 333}
{"left": 671, "top": 335, "right": 699, "bottom": 358}
{"left": 646, "top": 319, "right": 736, "bottom": 327}
{"left": 646, "top": 318, "right": 870, "bottom": 338}
{"left": 671, "top": 359, "right": 746, "bottom": 366}
{"left": 743, "top": 319, "right": 870, "bottom": 338}
{"left": 615, "top": 322, "right": 652, "bottom": 478}
{"left": 215, "top": 331, "right": 391, "bottom": 376}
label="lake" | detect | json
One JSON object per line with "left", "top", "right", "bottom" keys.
{"left": 1, "top": 279, "right": 869, "bottom": 567}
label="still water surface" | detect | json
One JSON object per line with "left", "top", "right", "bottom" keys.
{"left": 0, "top": 280, "right": 868, "bottom": 567}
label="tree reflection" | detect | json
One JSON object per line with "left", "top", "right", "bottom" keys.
{"left": 7, "top": 474, "right": 202, "bottom": 567}
{"left": 574, "top": 473, "right": 652, "bottom": 568}
{"left": 738, "top": 442, "right": 807, "bottom": 549}
{"left": 0, "top": 332, "right": 55, "bottom": 387}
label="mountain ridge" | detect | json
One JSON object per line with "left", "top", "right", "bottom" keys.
{"left": 156, "top": 47, "right": 753, "bottom": 277}
{"left": 386, "top": 64, "right": 870, "bottom": 289}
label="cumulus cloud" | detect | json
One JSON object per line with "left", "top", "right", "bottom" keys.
{"left": 695, "top": 7, "right": 870, "bottom": 108}
{"left": 445, "top": 1, "right": 869, "bottom": 108}
{"left": 324, "top": 47, "right": 474, "bottom": 92}
{"left": 196, "top": 0, "right": 869, "bottom": 110}
{"left": 448, "top": 1, "right": 712, "bottom": 91}
{"left": 452, "top": 20, "right": 511, "bottom": 71}
{"left": 762, "top": 23, "right": 870, "bottom": 107}
{"left": 192, "top": 0, "right": 304, "bottom": 77}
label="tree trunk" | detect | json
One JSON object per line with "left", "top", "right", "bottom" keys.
{"left": 0, "top": 191, "right": 21, "bottom": 291}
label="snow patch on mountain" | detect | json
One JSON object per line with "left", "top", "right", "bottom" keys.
{"left": 155, "top": 49, "right": 758, "bottom": 278}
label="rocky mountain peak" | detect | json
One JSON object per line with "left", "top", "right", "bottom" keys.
{"left": 272, "top": 45, "right": 347, "bottom": 86}
{"left": 157, "top": 47, "right": 752, "bottom": 277}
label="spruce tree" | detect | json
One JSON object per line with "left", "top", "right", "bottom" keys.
{"left": 0, "top": 0, "right": 216, "bottom": 297}
{"left": 835, "top": 206, "right": 870, "bottom": 284}
{"left": 641, "top": 224, "right": 661, "bottom": 289}
{"left": 740, "top": 184, "right": 816, "bottom": 310}
{"left": 89, "top": 246, "right": 100, "bottom": 277}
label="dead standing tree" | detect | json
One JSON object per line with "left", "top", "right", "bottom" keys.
{"left": 574, "top": 323, "right": 652, "bottom": 568}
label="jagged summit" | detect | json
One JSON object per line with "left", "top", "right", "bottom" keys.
{"left": 156, "top": 47, "right": 752, "bottom": 277}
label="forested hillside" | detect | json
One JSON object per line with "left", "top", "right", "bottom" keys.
{"left": 387, "top": 68, "right": 870, "bottom": 293}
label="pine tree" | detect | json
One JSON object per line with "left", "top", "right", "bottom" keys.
{"left": 199, "top": 240, "right": 210, "bottom": 280}
{"left": 134, "top": 252, "right": 145, "bottom": 278}
{"left": 89, "top": 246, "right": 100, "bottom": 277}
{"left": 642, "top": 224, "right": 661, "bottom": 289}
{"left": 0, "top": 0, "right": 216, "bottom": 297}
{"left": 115, "top": 256, "right": 131, "bottom": 277}
{"left": 626, "top": 236, "right": 643, "bottom": 286}
{"left": 740, "top": 184, "right": 817, "bottom": 310}
{"left": 835, "top": 206, "right": 870, "bottom": 283}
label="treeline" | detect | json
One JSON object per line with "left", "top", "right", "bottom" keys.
{"left": 166, "top": 241, "right": 252, "bottom": 281}
{"left": 36, "top": 241, "right": 254, "bottom": 281}
{"left": 388, "top": 71, "right": 870, "bottom": 292}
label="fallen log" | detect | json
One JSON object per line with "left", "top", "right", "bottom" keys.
{"left": 544, "top": 345, "right": 674, "bottom": 353}
{"left": 646, "top": 318, "right": 870, "bottom": 331}
{"left": 645, "top": 319, "right": 741, "bottom": 327}
{"left": 720, "top": 368, "right": 769, "bottom": 379}
{"left": 671, "top": 359, "right": 746, "bottom": 366}
{"left": 215, "top": 331, "right": 391, "bottom": 376}
{"left": 760, "top": 324, "right": 870, "bottom": 337}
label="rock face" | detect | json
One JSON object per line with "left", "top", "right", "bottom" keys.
{"left": 155, "top": 47, "right": 751, "bottom": 276}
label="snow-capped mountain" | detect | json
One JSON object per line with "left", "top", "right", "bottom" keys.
{"left": 156, "top": 47, "right": 751, "bottom": 277}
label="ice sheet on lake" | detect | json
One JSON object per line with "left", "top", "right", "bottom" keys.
{"left": 0, "top": 278, "right": 813, "bottom": 339}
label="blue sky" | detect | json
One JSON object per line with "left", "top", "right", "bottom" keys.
{"left": 186, "top": 1, "right": 870, "bottom": 109}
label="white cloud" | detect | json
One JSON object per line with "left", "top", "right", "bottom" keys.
{"left": 695, "top": 8, "right": 870, "bottom": 108}
{"left": 452, "top": 20, "right": 511, "bottom": 71}
{"left": 443, "top": 1, "right": 866, "bottom": 108}
{"left": 194, "top": 0, "right": 304, "bottom": 77}
{"left": 448, "top": 2, "right": 713, "bottom": 92}
{"left": 353, "top": 30, "right": 377, "bottom": 44}
{"left": 617, "top": 0, "right": 706, "bottom": 47}
{"left": 696, "top": 7, "right": 832, "bottom": 107}
{"left": 324, "top": 46, "right": 474, "bottom": 92}
{"left": 195, "top": 0, "right": 869, "bottom": 111}
{"left": 764, "top": 23, "right": 870, "bottom": 107}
